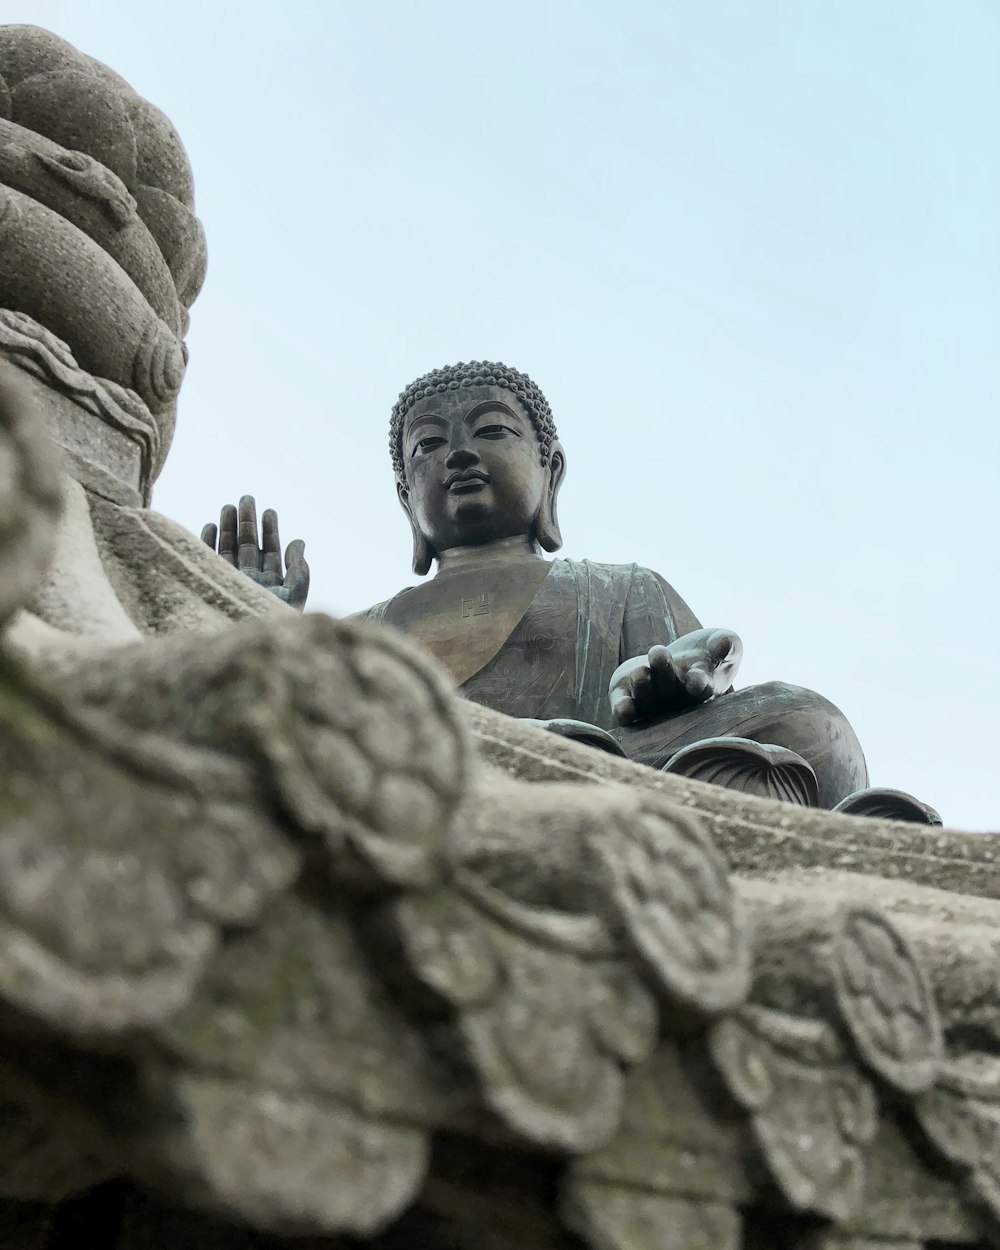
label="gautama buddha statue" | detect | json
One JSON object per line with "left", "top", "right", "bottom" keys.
{"left": 205, "top": 361, "right": 937, "bottom": 820}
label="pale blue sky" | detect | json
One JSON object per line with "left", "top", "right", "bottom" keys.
{"left": 21, "top": 1, "right": 1000, "bottom": 828}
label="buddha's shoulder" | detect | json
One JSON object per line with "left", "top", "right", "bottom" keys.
{"left": 352, "top": 582, "right": 428, "bottom": 624}
{"left": 552, "top": 559, "right": 691, "bottom": 613}
{"left": 354, "top": 562, "right": 665, "bottom": 620}
{"left": 551, "top": 557, "right": 655, "bottom": 586}
{"left": 350, "top": 596, "right": 396, "bottom": 624}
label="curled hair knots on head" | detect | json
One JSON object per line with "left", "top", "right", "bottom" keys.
{"left": 390, "top": 360, "right": 558, "bottom": 479}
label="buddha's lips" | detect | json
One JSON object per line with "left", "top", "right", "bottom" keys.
{"left": 445, "top": 470, "right": 490, "bottom": 492}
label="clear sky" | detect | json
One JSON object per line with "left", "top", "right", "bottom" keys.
{"left": 20, "top": 1, "right": 1000, "bottom": 829}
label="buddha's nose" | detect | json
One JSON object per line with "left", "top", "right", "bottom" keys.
{"left": 444, "top": 445, "right": 480, "bottom": 470}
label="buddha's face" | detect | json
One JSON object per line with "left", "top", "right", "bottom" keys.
{"left": 399, "top": 384, "right": 552, "bottom": 556}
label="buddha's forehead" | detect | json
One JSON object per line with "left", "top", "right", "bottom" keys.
{"left": 404, "top": 384, "right": 534, "bottom": 432}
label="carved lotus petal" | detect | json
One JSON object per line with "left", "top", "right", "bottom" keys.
{"left": 913, "top": 1060, "right": 1000, "bottom": 1243}
{"left": 0, "top": 845, "right": 184, "bottom": 971}
{"left": 832, "top": 908, "right": 942, "bottom": 1093}
{"left": 176, "top": 800, "right": 300, "bottom": 926}
{"left": 596, "top": 802, "right": 750, "bottom": 1015}
{"left": 392, "top": 890, "right": 500, "bottom": 1009}
{"left": 936, "top": 1051, "right": 1000, "bottom": 1102}
{"left": 0, "top": 908, "right": 212, "bottom": 1039}
{"left": 0, "top": 740, "right": 217, "bottom": 1036}
{"left": 708, "top": 1015, "right": 775, "bottom": 1111}
{"left": 915, "top": 1053, "right": 1000, "bottom": 1200}
{"left": 585, "top": 962, "right": 658, "bottom": 1065}
{"left": 829, "top": 1072, "right": 879, "bottom": 1147}
{"left": 753, "top": 1115, "right": 865, "bottom": 1222}
{"left": 256, "top": 619, "right": 471, "bottom": 892}
{"left": 459, "top": 937, "right": 626, "bottom": 1152}
{"left": 915, "top": 1084, "right": 983, "bottom": 1167}
{"left": 156, "top": 894, "right": 445, "bottom": 1132}
{"left": 141, "top": 1072, "right": 429, "bottom": 1237}
{"left": 310, "top": 729, "right": 375, "bottom": 814}
{"left": 566, "top": 1182, "right": 742, "bottom": 1250}
{"left": 663, "top": 736, "right": 819, "bottom": 807}
{"left": 709, "top": 1006, "right": 876, "bottom": 1223}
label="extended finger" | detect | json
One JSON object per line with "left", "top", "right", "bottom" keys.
{"left": 261, "top": 509, "right": 282, "bottom": 577}
{"left": 238, "top": 495, "right": 260, "bottom": 572}
{"left": 283, "top": 539, "right": 309, "bottom": 611}
{"left": 219, "top": 504, "right": 238, "bottom": 566}
{"left": 707, "top": 630, "right": 739, "bottom": 663}
{"left": 610, "top": 686, "right": 637, "bottom": 725}
{"left": 200, "top": 523, "right": 218, "bottom": 550}
{"left": 682, "top": 665, "right": 713, "bottom": 702}
{"left": 648, "top": 643, "right": 684, "bottom": 705}
{"left": 630, "top": 664, "right": 653, "bottom": 701}
{"left": 284, "top": 538, "right": 307, "bottom": 569}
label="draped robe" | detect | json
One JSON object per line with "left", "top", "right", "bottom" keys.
{"left": 361, "top": 559, "right": 700, "bottom": 731}
{"left": 361, "top": 557, "right": 869, "bottom": 807}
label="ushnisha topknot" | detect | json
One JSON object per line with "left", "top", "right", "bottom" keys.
{"left": 390, "top": 361, "right": 558, "bottom": 480}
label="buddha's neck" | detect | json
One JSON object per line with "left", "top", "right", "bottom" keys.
{"left": 434, "top": 535, "right": 543, "bottom": 576}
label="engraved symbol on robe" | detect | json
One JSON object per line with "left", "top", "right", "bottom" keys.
{"left": 462, "top": 592, "right": 492, "bottom": 618}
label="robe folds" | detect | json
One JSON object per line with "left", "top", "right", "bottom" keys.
{"left": 362, "top": 559, "right": 700, "bottom": 731}
{"left": 361, "top": 558, "right": 869, "bottom": 808}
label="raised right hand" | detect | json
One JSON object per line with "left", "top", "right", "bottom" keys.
{"left": 202, "top": 494, "right": 309, "bottom": 611}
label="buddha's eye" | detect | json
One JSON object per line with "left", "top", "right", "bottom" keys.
{"left": 412, "top": 435, "right": 446, "bottom": 456}
{"left": 475, "top": 424, "right": 519, "bottom": 440}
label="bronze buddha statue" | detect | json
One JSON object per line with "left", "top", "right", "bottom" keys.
{"left": 204, "top": 360, "right": 937, "bottom": 820}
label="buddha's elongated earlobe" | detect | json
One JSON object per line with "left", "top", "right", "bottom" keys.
{"left": 535, "top": 442, "right": 566, "bottom": 553}
{"left": 397, "top": 480, "right": 434, "bottom": 575}
{"left": 410, "top": 529, "right": 433, "bottom": 576}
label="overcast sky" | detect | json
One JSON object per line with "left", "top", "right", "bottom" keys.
{"left": 23, "top": 1, "right": 1000, "bottom": 829}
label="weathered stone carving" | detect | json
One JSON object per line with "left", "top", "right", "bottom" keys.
{"left": 0, "top": 309, "right": 160, "bottom": 505}
{"left": 1, "top": 20, "right": 999, "bottom": 1250}
{"left": 831, "top": 907, "right": 943, "bottom": 1094}
{"left": 0, "top": 353, "right": 62, "bottom": 624}
{"left": 711, "top": 1005, "right": 879, "bottom": 1221}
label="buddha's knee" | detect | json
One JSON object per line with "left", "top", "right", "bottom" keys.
{"left": 619, "top": 680, "right": 868, "bottom": 808}
{"left": 700, "top": 681, "right": 868, "bottom": 808}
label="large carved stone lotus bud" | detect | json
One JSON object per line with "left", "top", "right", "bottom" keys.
{"left": 0, "top": 24, "right": 206, "bottom": 497}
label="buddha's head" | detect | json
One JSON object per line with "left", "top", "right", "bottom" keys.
{"left": 390, "top": 362, "right": 566, "bottom": 575}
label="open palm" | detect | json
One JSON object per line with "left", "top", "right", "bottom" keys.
{"left": 202, "top": 495, "right": 309, "bottom": 611}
